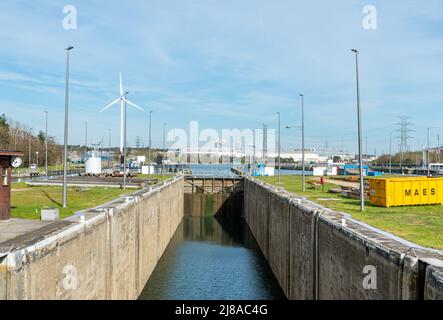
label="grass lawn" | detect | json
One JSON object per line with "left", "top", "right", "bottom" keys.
{"left": 12, "top": 163, "right": 81, "bottom": 175}
{"left": 11, "top": 184, "right": 134, "bottom": 220}
{"left": 259, "top": 175, "right": 443, "bottom": 250}
{"left": 137, "top": 174, "right": 173, "bottom": 181}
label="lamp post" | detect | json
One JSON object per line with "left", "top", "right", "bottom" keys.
{"left": 122, "top": 91, "right": 129, "bottom": 190}
{"left": 277, "top": 112, "right": 281, "bottom": 184}
{"left": 62, "top": 46, "right": 74, "bottom": 209}
{"left": 351, "top": 49, "right": 365, "bottom": 211}
{"left": 45, "top": 111, "right": 48, "bottom": 180}
{"left": 300, "top": 94, "right": 306, "bottom": 192}
{"left": 148, "top": 110, "right": 153, "bottom": 163}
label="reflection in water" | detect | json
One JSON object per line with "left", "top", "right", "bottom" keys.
{"left": 139, "top": 216, "right": 286, "bottom": 300}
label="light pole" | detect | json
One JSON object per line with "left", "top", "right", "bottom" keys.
{"left": 352, "top": 49, "right": 365, "bottom": 211}
{"left": 63, "top": 46, "right": 74, "bottom": 209}
{"left": 300, "top": 94, "right": 306, "bottom": 192}
{"left": 148, "top": 110, "right": 153, "bottom": 163}
{"left": 122, "top": 91, "right": 129, "bottom": 190}
{"left": 277, "top": 112, "right": 281, "bottom": 184}
{"left": 45, "top": 111, "right": 48, "bottom": 180}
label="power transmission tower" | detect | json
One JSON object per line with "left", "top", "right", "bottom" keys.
{"left": 135, "top": 136, "right": 141, "bottom": 149}
{"left": 395, "top": 116, "right": 414, "bottom": 168}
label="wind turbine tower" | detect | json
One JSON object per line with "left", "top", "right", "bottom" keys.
{"left": 100, "top": 73, "right": 144, "bottom": 157}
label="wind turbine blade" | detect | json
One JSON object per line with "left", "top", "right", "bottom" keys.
{"left": 126, "top": 100, "right": 144, "bottom": 111}
{"left": 119, "top": 72, "right": 123, "bottom": 96}
{"left": 100, "top": 97, "right": 121, "bottom": 112}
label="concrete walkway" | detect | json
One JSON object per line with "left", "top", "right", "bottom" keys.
{"left": 0, "top": 218, "right": 74, "bottom": 255}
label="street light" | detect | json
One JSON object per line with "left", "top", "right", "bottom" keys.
{"left": 122, "top": 90, "right": 129, "bottom": 190}
{"left": 277, "top": 112, "right": 281, "bottom": 184}
{"left": 351, "top": 48, "right": 365, "bottom": 211}
{"left": 300, "top": 94, "right": 306, "bottom": 192}
{"left": 45, "top": 110, "right": 48, "bottom": 180}
{"left": 63, "top": 46, "right": 74, "bottom": 209}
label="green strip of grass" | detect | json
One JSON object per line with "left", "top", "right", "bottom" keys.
{"left": 258, "top": 175, "right": 443, "bottom": 250}
{"left": 11, "top": 184, "right": 133, "bottom": 220}
{"left": 136, "top": 174, "right": 173, "bottom": 181}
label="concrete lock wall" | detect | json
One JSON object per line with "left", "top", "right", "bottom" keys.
{"left": 244, "top": 178, "right": 443, "bottom": 300}
{"left": 0, "top": 176, "right": 184, "bottom": 300}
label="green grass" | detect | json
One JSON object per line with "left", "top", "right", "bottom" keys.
{"left": 11, "top": 184, "right": 133, "bottom": 220}
{"left": 136, "top": 174, "right": 173, "bottom": 181}
{"left": 12, "top": 163, "right": 82, "bottom": 174}
{"left": 259, "top": 175, "right": 443, "bottom": 250}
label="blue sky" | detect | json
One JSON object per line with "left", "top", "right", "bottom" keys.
{"left": 0, "top": 0, "right": 442, "bottom": 154}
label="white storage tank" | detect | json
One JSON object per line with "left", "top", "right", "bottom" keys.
{"left": 85, "top": 152, "right": 102, "bottom": 175}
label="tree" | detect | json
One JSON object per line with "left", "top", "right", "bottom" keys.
{"left": 38, "top": 130, "right": 46, "bottom": 144}
{"left": 0, "top": 114, "right": 10, "bottom": 148}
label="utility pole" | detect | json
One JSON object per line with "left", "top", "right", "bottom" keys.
{"left": 45, "top": 111, "right": 48, "bottom": 180}
{"left": 63, "top": 46, "right": 74, "bottom": 209}
{"left": 351, "top": 49, "right": 365, "bottom": 211}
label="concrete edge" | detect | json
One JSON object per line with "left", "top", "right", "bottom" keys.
{"left": 4, "top": 175, "right": 184, "bottom": 272}
{"left": 245, "top": 177, "right": 443, "bottom": 268}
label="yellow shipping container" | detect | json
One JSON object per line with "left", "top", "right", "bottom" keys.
{"left": 369, "top": 177, "right": 443, "bottom": 207}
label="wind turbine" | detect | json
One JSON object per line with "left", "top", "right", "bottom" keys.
{"left": 100, "top": 73, "right": 144, "bottom": 154}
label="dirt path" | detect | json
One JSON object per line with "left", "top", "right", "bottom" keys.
{"left": 324, "top": 178, "right": 359, "bottom": 189}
